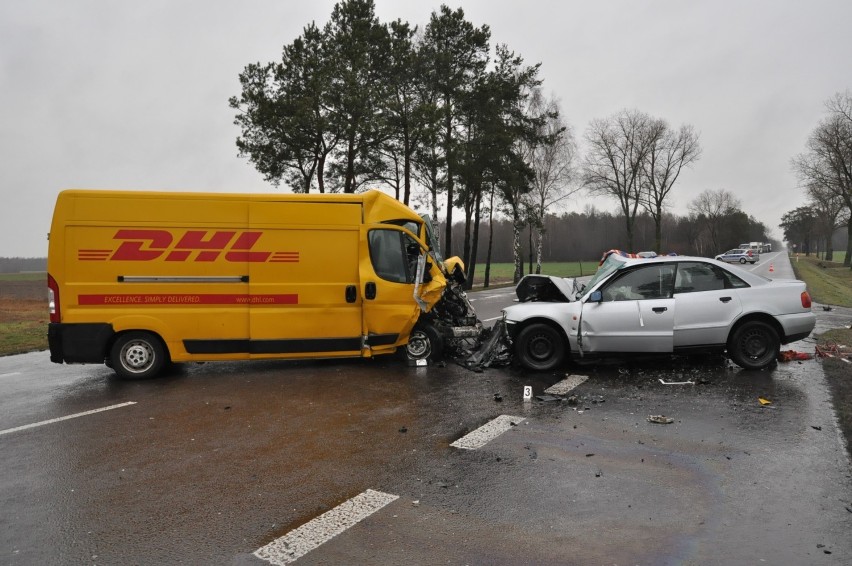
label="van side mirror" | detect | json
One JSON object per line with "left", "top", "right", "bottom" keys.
{"left": 588, "top": 290, "right": 603, "bottom": 303}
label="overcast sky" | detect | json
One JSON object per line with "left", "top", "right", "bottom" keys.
{"left": 2, "top": 0, "right": 850, "bottom": 257}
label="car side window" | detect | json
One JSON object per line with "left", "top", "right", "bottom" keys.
{"left": 601, "top": 264, "right": 675, "bottom": 301}
{"left": 368, "top": 229, "right": 418, "bottom": 283}
{"left": 718, "top": 266, "right": 749, "bottom": 289}
{"left": 674, "top": 262, "right": 728, "bottom": 293}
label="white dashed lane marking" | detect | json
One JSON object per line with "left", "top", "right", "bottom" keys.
{"left": 544, "top": 375, "right": 589, "bottom": 395}
{"left": 450, "top": 414, "right": 525, "bottom": 450}
{"left": 254, "top": 489, "right": 399, "bottom": 565}
{"left": 0, "top": 401, "right": 137, "bottom": 437}
{"left": 0, "top": 372, "right": 22, "bottom": 378}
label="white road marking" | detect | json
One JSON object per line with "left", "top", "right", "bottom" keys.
{"left": 0, "top": 402, "right": 137, "bottom": 437}
{"left": 0, "top": 372, "right": 22, "bottom": 378}
{"left": 254, "top": 489, "right": 399, "bottom": 565}
{"left": 450, "top": 414, "right": 525, "bottom": 450}
{"left": 544, "top": 374, "right": 589, "bottom": 395}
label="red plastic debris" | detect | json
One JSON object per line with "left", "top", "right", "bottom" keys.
{"left": 778, "top": 350, "right": 813, "bottom": 362}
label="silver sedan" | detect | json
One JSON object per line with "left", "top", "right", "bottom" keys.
{"left": 502, "top": 254, "right": 815, "bottom": 371}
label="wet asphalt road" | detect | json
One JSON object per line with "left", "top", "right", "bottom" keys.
{"left": 1, "top": 253, "right": 851, "bottom": 565}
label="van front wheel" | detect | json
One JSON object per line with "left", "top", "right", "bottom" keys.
{"left": 110, "top": 331, "right": 167, "bottom": 379}
{"left": 405, "top": 324, "right": 444, "bottom": 361}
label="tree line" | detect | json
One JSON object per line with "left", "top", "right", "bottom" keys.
{"left": 231, "top": 0, "right": 766, "bottom": 287}
{"left": 785, "top": 90, "right": 852, "bottom": 262}
{"left": 0, "top": 257, "right": 46, "bottom": 273}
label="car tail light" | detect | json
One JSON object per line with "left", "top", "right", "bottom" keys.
{"left": 801, "top": 291, "right": 812, "bottom": 309}
{"left": 47, "top": 273, "right": 60, "bottom": 323}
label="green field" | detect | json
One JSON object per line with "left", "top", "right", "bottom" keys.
{"left": 470, "top": 261, "right": 600, "bottom": 286}
{"left": 0, "top": 272, "right": 45, "bottom": 282}
{"left": 790, "top": 255, "right": 852, "bottom": 307}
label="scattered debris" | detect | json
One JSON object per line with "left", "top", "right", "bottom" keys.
{"left": 758, "top": 397, "right": 772, "bottom": 406}
{"left": 398, "top": 426, "right": 408, "bottom": 433}
{"left": 647, "top": 415, "right": 674, "bottom": 424}
{"left": 452, "top": 320, "right": 513, "bottom": 371}
{"left": 778, "top": 350, "right": 813, "bottom": 362}
{"left": 811, "top": 425, "right": 822, "bottom": 431}
{"left": 493, "top": 393, "right": 503, "bottom": 403}
{"left": 815, "top": 341, "right": 852, "bottom": 363}
{"left": 658, "top": 378, "right": 695, "bottom": 385}
{"left": 535, "top": 394, "right": 562, "bottom": 402}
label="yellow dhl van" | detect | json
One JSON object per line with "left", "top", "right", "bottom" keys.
{"left": 47, "top": 189, "right": 480, "bottom": 378}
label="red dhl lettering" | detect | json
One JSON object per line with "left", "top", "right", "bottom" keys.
{"left": 76, "top": 230, "right": 300, "bottom": 263}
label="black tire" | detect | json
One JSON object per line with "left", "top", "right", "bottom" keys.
{"left": 728, "top": 320, "right": 779, "bottom": 370}
{"left": 515, "top": 323, "right": 566, "bottom": 371}
{"left": 109, "top": 331, "right": 167, "bottom": 379}
{"left": 405, "top": 323, "right": 444, "bottom": 361}
{"left": 739, "top": 258, "right": 746, "bottom": 264}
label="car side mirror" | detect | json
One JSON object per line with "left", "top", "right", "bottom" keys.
{"left": 588, "top": 290, "right": 603, "bottom": 303}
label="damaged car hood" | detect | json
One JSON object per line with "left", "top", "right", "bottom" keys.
{"left": 515, "top": 274, "right": 579, "bottom": 303}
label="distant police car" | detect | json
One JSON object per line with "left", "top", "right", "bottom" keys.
{"left": 502, "top": 252, "right": 815, "bottom": 371}
{"left": 715, "top": 248, "right": 758, "bottom": 264}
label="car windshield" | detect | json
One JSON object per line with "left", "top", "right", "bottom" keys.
{"left": 584, "top": 253, "right": 628, "bottom": 293}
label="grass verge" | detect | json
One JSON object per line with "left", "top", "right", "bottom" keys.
{"left": 0, "top": 299, "right": 47, "bottom": 355}
{"left": 792, "top": 256, "right": 852, "bottom": 458}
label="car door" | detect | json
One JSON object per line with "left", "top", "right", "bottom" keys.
{"left": 672, "top": 261, "right": 744, "bottom": 348}
{"left": 580, "top": 263, "right": 676, "bottom": 353}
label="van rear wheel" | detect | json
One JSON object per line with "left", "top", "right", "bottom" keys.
{"left": 110, "top": 331, "right": 167, "bottom": 379}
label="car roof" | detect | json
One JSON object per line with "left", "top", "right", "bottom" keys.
{"left": 606, "top": 254, "right": 771, "bottom": 284}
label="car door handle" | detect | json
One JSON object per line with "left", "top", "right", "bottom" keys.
{"left": 719, "top": 297, "right": 732, "bottom": 303}
{"left": 652, "top": 307, "right": 667, "bottom": 313}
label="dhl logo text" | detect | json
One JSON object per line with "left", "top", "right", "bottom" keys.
{"left": 78, "top": 230, "right": 299, "bottom": 263}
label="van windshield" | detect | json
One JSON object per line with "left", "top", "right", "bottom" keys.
{"left": 419, "top": 214, "right": 443, "bottom": 263}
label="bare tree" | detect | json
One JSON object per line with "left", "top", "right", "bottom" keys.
{"left": 807, "top": 183, "right": 848, "bottom": 261}
{"left": 641, "top": 123, "right": 701, "bottom": 251}
{"left": 582, "top": 109, "right": 662, "bottom": 250}
{"left": 519, "top": 91, "right": 578, "bottom": 273}
{"left": 688, "top": 189, "right": 741, "bottom": 253}
{"left": 792, "top": 90, "right": 852, "bottom": 264}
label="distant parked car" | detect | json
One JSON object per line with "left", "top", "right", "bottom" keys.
{"left": 716, "top": 248, "right": 758, "bottom": 264}
{"left": 501, "top": 254, "right": 815, "bottom": 371}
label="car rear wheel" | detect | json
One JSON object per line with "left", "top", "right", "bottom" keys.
{"left": 515, "top": 323, "right": 565, "bottom": 371}
{"left": 405, "top": 323, "right": 443, "bottom": 361}
{"left": 109, "top": 331, "right": 167, "bottom": 379}
{"left": 728, "top": 320, "right": 779, "bottom": 370}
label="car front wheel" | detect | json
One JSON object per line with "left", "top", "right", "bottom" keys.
{"left": 728, "top": 320, "right": 779, "bottom": 370}
{"left": 739, "top": 258, "right": 747, "bottom": 264}
{"left": 515, "top": 323, "right": 566, "bottom": 371}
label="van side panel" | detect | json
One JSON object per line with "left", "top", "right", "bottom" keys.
{"left": 244, "top": 201, "right": 364, "bottom": 359}
{"left": 56, "top": 193, "right": 251, "bottom": 362}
